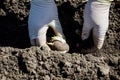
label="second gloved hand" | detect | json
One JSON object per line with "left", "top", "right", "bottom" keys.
{"left": 81, "top": 0, "right": 111, "bottom": 50}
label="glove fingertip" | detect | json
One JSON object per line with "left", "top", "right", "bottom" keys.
{"left": 81, "top": 33, "right": 89, "bottom": 40}
{"left": 96, "top": 44, "right": 103, "bottom": 50}
{"left": 94, "top": 38, "right": 105, "bottom": 50}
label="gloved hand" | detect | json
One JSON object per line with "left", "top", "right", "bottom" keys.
{"left": 28, "top": 0, "right": 69, "bottom": 52}
{"left": 81, "top": 0, "right": 112, "bottom": 50}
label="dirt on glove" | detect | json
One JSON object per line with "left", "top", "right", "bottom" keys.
{"left": 0, "top": 0, "right": 120, "bottom": 80}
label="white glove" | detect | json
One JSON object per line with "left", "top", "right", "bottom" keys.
{"left": 81, "top": 0, "right": 111, "bottom": 49}
{"left": 28, "top": 0, "right": 65, "bottom": 50}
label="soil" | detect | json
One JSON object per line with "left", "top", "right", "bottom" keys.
{"left": 0, "top": 0, "right": 120, "bottom": 80}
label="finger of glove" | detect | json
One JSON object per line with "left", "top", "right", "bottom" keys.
{"left": 81, "top": 2, "right": 93, "bottom": 40}
{"left": 36, "top": 25, "right": 49, "bottom": 46}
{"left": 30, "top": 39, "right": 36, "bottom": 46}
{"left": 81, "top": 21, "right": 93, "bottom": 40}
{"left": 91, "top": 1, "right": 111, "bottom": 49}
{"left": 30, "top": 25, "right": 49, "bottom": 46}
{"left": 93, "top": 26, "right": 108, "bottom": 49}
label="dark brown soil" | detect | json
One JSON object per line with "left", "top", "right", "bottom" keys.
{"left": 0, "top": 0, "right": 120, "bottom": 80}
